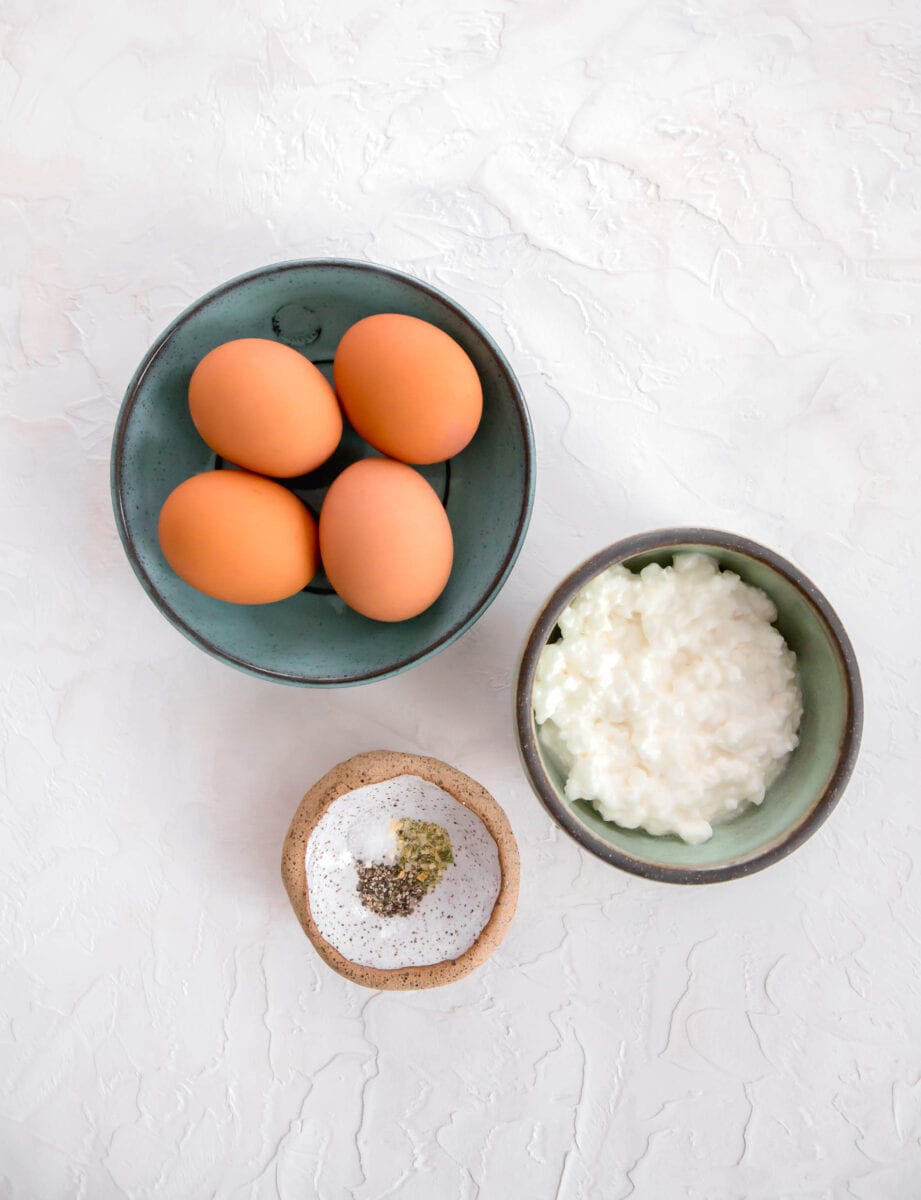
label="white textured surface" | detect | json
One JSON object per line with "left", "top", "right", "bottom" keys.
{"left": 1, "top": 1, "right": 920, "bottom": 1196}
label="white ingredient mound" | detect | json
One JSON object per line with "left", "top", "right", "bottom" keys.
{"left": 533, "top": 553, "right": 803, "bottom": 845}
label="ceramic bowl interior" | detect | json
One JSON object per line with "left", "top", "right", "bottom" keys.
{"left": 112, "top": 260, "right": 534, "bottom": 686}
{"left": 516, "top": 529, "right": 863, "bottom": 883}
{"left": 281, "top": 750, "right": 520, "bottom": 990}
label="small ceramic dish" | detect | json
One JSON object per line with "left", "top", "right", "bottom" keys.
{"left": 515, "top": 528, "right": 863, "bottom": 884}
{"left": 111, "top": 260, "right": 534, "bottom": 686}
{"left": 281, "top": 751, "right": 520, "bottom": 989}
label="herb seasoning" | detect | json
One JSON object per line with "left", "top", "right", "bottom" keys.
{"left": 395, "top": 818, "right": 454, "bottom": 887}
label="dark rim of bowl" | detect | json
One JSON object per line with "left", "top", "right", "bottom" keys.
{"left": 515, "top": 527, "right": 864, "bottom": 885}
{"left": 111, "top": 259, "right": 536, "bottom": 687}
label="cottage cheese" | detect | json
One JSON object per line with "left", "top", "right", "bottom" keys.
{"left": 533, "top": 553, "right": 803, "bottom": 844}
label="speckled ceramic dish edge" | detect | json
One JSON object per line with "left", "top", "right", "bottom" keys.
{"left": 111, "top": 259, "right": 535, "bottom": 687}
{"left": 515, "top": 528, "right": 864, "bottom": 885}
{"left": 281, "top": 751, "right": 520, "bottom": 989}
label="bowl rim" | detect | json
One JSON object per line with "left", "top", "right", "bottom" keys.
{"left": 515, "top": 527, "right": 864, "bottom": 884}
{"left": 111, "top": 258, "right": 535, "bottom": 687}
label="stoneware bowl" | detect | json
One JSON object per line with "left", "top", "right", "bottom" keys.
{"left": 111, "top": 260, "right": 534, "bottom": 686}
{"left": 515, "top": 528, "right": 863, "bottom": 884}
{"left": 281, "top": 750, "right": 520, "bottom": 989}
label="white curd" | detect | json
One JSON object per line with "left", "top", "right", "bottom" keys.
{"left": 533, "top": 553, "right": 803, "bottom": 844}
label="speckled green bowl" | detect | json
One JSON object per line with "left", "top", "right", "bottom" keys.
{"left": 112, "top": 260, "right": 534, "bottom": 686}
{"left": 516, "top": 529, "right": 863, "bottom": 884}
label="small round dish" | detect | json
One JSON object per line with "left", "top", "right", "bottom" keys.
{"left": 111, "top": 260, "right": 534, "bottom": 686}
{"left": 516, "top": 528, "right": 863, "bottom": 884}
{"left": 281, "top": 751, "right": 520, "bottom": 990}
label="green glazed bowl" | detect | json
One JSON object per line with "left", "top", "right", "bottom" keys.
{"left": 112, "top": 260, "right": 534, "bottom": 686}
{"left": 515, "top": 529, "right": 863, "bottom": 883}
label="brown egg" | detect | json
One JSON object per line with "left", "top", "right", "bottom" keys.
{"left": 158, "top": 470, "right": 318, "bottom": 604}
{"left": 333, "top": 314, "right": 482, "bottom": 465}
{"left": 319, "top": 458, "right": 453, "bottom": 622}
{"left": 189, "top": 338, "right": 342, "bottom": 477}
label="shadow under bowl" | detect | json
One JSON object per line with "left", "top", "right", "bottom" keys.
{"left": 112, "top": 259, "right": 534, "bottom": 686}
{"left": 515, "top": 528, "right": 863, "bottom": 884}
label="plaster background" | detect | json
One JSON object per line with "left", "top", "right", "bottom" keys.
{"left": 2, "top": 1, "right": 920, "bottom": 1196}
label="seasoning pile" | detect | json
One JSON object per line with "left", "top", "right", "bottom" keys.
{"left": 356, "top": 818, "right": 454, "bottom": 917}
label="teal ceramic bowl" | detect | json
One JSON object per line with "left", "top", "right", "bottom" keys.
{"left": 515, "top": 529, "right": 863, "bottom": 883}
{"left": 112, "top": 260, "right": 534, "bottom": 686}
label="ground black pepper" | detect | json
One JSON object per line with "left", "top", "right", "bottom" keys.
{"left": 355, "top": 863, "right": 426, "bottom": 917}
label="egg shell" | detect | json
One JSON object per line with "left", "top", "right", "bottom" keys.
{"left": 333, "top": 314, "right": 483, "bottom": 465}
{"left": 158, "top": 470, "right": 318, "bottom": 604}
{"left": 319, "top": 458, "right": 453, "bottom": 622}
{"left": 189, "top": 338, "right": 343, "bottom": 478}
